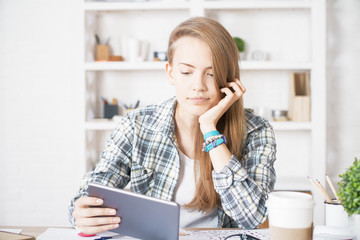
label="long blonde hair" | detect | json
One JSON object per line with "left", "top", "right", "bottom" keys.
{"left": 168, "top": 17, "right": 247, "bottom": 212}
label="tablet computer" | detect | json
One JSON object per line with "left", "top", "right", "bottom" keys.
{"left": 88, "top": 182, "right": 180, "bottom": 240}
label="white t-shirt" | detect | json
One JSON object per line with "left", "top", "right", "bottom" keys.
{"left": 173, "top": 150, "right": 218, "bottom": 228}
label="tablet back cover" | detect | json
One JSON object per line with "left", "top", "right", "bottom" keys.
{"left": 88, "top": 183, "right": 180, "bottom": 240}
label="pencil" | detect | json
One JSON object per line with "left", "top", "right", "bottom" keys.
{"left": 308, "top": 176, "right": 320, "bottom": 190}
{"left": 316, "top": 179, "right": 333, "bottom": 203}
{"left": 326, "top": 174, "right": 339, "bottom": 201}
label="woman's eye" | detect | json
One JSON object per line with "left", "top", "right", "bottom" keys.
{"left": 207, "top": 73, "right": 214, "bottom": 77}
{"left": 181, "top": 72, "right": 191, "bottom": 75}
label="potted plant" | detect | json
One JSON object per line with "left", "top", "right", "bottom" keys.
{"left": 337, "top": 157, "right": 360, "bottom": 238}
{"left": 233, "top": 37, "right": 245, "bottom": 60}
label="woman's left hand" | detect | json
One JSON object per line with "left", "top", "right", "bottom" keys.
{"left": 199, "top": 79, "right": 246, "bottom": 134}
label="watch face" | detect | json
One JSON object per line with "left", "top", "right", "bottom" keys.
{"left": 251, "top": 50, "right": 267, "bottom": 61}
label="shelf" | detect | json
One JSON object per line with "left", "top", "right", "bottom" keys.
{"left": 204, "top": 0, "right": 311, "bottom": 10}
{"left": 240, "top": 61, "right": 311, "bottom": 71}
{"left": 84, "top": 61, "right": 166, "bottom": 71}
{"left": 85, "top": 119, "right": 312, "bottom": 131}
{"left": 270, "top": 121, "right": 312, "bottom": 131}
{"left": 84, "top": 1, "right": 190, "bottom": 11}
{"left": 85, "top": 120, "right": 117, "bottom": 130}
{"left": 84, "top": 61, "right": 312, "bottom": 71}
{"left": 84, "top": 1, "right": 311, "bottom": 11}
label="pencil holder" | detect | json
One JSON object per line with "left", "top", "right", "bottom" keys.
{"left": 96, "top": 44, "right": 109, "bottom": 61}
{"left": 104, "top": 104, "right": 118, "bottom": 119}
{"left": 325, "top": 200, "right": 350, "bottom": 228}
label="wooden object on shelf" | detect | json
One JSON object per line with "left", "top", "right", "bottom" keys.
{"left": 288, "top": 72, "right": 311, "bottom": 122}
{"left": 96, "top": 44, "right": 109, "bottom": 61}
{"left": 109, "top": 55, "right": 124, "bottom": 61}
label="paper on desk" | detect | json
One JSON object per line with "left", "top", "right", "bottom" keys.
{"left": 0, "top": 228, "right": 22, "bottom": 234}
{"left": 37, "top": 228, "right": 270, "bottom": 240}
{"left": 313, "top": 225, "right": 354, "bottom": 240}
{"left": 37, "top": 228, "right": 139, "bottom": 240}
{"left": 180, "top": 229, "right": 270, "bottom": 240}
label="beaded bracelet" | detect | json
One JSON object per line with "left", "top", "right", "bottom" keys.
{"left": 203, "top": 134, "right": 223, "bottom": 146}
{"left": 202, "top": 135, "right": 226, "bottom": 152}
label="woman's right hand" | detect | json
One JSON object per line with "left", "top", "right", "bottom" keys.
{"left": 72, "top": 196, "right": 121, "bottom": 235}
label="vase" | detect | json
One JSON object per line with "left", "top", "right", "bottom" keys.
{"left": 351, "top": 214, "right": 360, "bottom": 239}
{"left": 239, "top": 52, "right": 246, "bottom": 61}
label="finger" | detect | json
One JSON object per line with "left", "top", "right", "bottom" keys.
{"left": 220, "top": 87, "right": 234, "bottom": 99}
{"left": 236, "top": 79, "right": 246, "bottom": 93}
{"left": 227, "top": 80, "right": 246, "bottom": 95}
{"left": 226, "top": 82, "right": 242, "bottom": 95}
{"left": 79, "top": 207, "right": 117, "bottom": 218}
{"left": 76, "top": 216, "right": 121, "bottom": 227}
{"left": 79, "top": 223, "right": 120, "bottom": 235}
{"left": 75, "top": 196, "right": 103, "bottom": 208}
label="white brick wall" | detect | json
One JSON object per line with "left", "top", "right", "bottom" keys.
{"left": 0, "top": 0, "right": 84, "bottom": 226}
{"left": 0, "top": 0, "right": 359, "bottom": 226}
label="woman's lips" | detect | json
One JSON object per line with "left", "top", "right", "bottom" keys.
{"left": 188, "top": 97, "right": 210, "bottom": 104}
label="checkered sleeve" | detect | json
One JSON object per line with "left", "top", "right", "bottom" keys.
{"left": 212, "top": 121, "right": 276, "bottom": 229}
{"left": 68, "top": 116, "right": 134, "bottom": 226}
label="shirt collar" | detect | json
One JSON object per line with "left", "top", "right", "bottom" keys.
{"left": 245, "top": 108, "right": 266, "bottom": 134}
{"left": 145, "top": 97, "right": 177, "bottom": 138}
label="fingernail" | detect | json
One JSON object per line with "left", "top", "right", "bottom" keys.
{"left": 113, "top": 217, "right": 120, "bottom": 223}
{"left": 113, "top": 224, "right": 119, "bottom": 228}
{"left": 96, "top": 199, "right": 103, "bottom": 204}
{"left": 109, "top": 209, "right": 116, "bottom": 214}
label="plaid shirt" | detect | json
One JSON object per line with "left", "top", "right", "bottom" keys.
{"left": 68, "top": 97, "right": 276, "bottom": 229}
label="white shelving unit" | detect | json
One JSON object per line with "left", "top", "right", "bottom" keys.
{"left": 82, "top": 0, "right": 326, "bottom": 224}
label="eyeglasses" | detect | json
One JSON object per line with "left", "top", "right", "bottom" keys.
{"left": 224, "top": 233, "right": 261, "bottom": 240}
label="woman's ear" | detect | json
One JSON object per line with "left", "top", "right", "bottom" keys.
{"left": 166, "top": 63, "right": 175, "bottom": 85}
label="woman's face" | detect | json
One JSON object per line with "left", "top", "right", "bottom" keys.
{"left": 166, "top": 37, "right": 221, "bottom": 117}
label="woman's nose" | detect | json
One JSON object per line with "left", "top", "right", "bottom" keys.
{"left": 192, "top": 74, "right": 207, "bottom": 92}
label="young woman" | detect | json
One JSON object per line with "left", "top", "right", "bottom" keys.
{"left": 69, "top": 17, "right": 276, "bottom": 235}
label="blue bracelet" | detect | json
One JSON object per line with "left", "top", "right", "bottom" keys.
{"left": 203, "top": 130, "right": 220, "bottom": 141}
{"left": 204, "top": 135, "right": 226, "bottom": 152}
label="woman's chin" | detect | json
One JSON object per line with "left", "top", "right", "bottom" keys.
{"left": 186, "top": 105, "right": 211, "bottom": 117}
{"left": 177, "top": 99, "right": 213, "bottom": 117}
